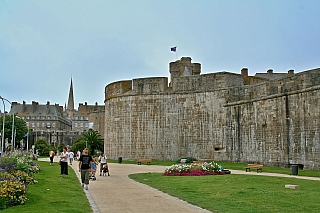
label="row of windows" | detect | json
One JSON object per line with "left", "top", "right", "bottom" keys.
{"left": 26, "top": 122, "right": 92, "bottom": 129}
{"left": 74, "top": 123, "right": 89, "bottom": 128}
{"left": 23, "top": 116, "right": 57, "bottom": 120}
{"left": 74, "top": 116, "right": 89, "bottom": 121}
{"left": 27, "top": 122, "right": 56, "bottom": 128}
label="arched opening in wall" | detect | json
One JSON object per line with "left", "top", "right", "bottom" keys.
{"left": 214, "top": 147, "right": 226, "bottom": 152}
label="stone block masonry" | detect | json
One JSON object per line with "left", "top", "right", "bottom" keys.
{"left": 104, "top": 58, "right": 320, "bottom": 169}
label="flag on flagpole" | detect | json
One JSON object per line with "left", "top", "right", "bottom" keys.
{"left": 170, "top": 46, "right": 177, "bottom": 52}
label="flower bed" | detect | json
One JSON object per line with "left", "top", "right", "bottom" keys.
{"left": 163, "top": 161, "right": 225, "bottom": 176}
{"left": 0, "top": 151, "right": 40, "bottom": 210}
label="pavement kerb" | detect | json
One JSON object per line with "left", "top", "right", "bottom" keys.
{"left": 38, "top": 157, "right": 100, "bottom": 213}
{"left": 71, "top": 162, "right": 100, "bottom": 213}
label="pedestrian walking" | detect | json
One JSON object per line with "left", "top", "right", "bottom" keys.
{"left": 98, "top": 152, "right": 109, "bottom": 176}
{"left": 60, "top": 147, "right": 69, "bottom": 178}
{"left": 49, "top": 150, "right": 55, "bottom": 165}
{"left": 68, "top": 151, "right": 74, "bottom": 165}
{"left": 78, "top": 148, "right": 93, "bottom": 190}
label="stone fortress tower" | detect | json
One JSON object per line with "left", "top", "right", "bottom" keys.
{"left": 104, "top": 57, "right": 320, "bottom": 169}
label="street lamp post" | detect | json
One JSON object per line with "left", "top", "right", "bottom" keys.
{"left": 11, "top": 114, "right": 15, "bottom": 151}
{"left": 0, "top": 97, "right": 5, "bottom": 154}
{"left": 0, "top": 96, "right": 13, "bottom": 153}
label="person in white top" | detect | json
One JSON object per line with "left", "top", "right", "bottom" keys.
{"left": 68, "top": 151, "right": 74, "bottom": 165}
{"left": 60, "top": 147, "right": 69, "bottom": 178}
{"left": 98, "top": 152, "right": 109, "bottom": 176}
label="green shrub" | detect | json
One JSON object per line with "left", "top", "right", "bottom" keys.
{"left": 35, "top": 139, "right": 49, "bottom": 156}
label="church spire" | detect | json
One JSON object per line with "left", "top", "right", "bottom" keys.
{"left": 67, "top": 77, "right": 74, "bottom": 111}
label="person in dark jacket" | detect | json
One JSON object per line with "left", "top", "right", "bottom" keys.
{"left": 78, "top": 148, "right": 93, "bottom": 190}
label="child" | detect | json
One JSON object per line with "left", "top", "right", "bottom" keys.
{"left": 102, "top": 164, "right": 110, "bottom": 176}
{"left": 90, "top": 160, "right": 97, "bottom": 180}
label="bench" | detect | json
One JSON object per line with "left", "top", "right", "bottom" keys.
{"left": 138, "top": 159, "right": 152, "bottom": 165}
{"left": 245, "top": 164, "right": 263, "bottom": 173}
{"left": 180, "top": 159, "right": 187, "bottom": 164}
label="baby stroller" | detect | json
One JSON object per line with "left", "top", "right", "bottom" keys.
{"left": 90, "top": 161, "right": 97, "bottom": 181}
{"left": 102, "top": 164, "right": 110, "bottom": 176}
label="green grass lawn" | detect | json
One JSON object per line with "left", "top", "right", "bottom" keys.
{"left": 129, "top": 172, "right": 320, "bottom": 213}
{"left": 17, "top": 158, "right": 318, "bottom": 213}
{"left": 108, "top": 159, "right": 320, "bottom": 177}
{"left": 2, "top": 161, "right": 91, "bottom": 213}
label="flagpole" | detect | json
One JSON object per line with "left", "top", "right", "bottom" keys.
{"left": 176, "top": 46, "right": 178, "bottom": 60}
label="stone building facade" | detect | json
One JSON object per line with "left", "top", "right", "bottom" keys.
{"left": 10, "top": 101, "right": 72, "bottom": 147}
{"left": 104, "top": 57, "right": 320, "bottom": 169}
{"left": 9, "top": 78, "right": 105, "bottom": 147}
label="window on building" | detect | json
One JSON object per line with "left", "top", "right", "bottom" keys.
{"left": 75, "top": 116, "right": 78, "bottom": 120}
{"left": 42, "top": 123, "right": 45, "bottom": 127}
{"left": 53, "top": 116, "right": 56, "bottom": 120}
{"left": 85, "top": 123, "right": 89, "bottom": 127}
{"left": 37, "top": 116, "right": 40, "bottom": 119}
{"left": 37, "top": 123, "right": 40, "bottom": 127}
{"left": 32, "top": 123, "right": 35, "bottom": 127}
{"left": 22, "top": 116, "right": 25, "bottom": 119}
{"left": 52, "top": 123, "right": 56, "bottom": 127}
{"left": 85, "top": 117, "right": 88, "bottom": 120}
{"left": 27, "top": 116, "right": 30, "bottom": 119}
{"left": 26, "top": 122, "right": 29, "bottom": 127}
{"left": 80, "top": 123, "right": 83, "bottom": 127}
{"left": 47, "top": 123, "right": 51, "bottom": 128}
{"left": 75, "top": 123, "right": 78, "bottom": 128}
{"left": 32, "top": 116, "right": 35, "bottom": 120}
{"left": 42, "top": 116, "right": 46, "bottom": 119}
{"left": 47, "top": 116, "right": 51, "bottom": 120}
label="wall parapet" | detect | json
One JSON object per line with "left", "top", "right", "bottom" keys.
{"left": 132, "top": 77, "right": 168, "bottom": 94}
{"left": 105, "top": 80, "right": 132, "bottom": 101}
{"left": 172, "top": 72, "right": 244, "bottom": 92}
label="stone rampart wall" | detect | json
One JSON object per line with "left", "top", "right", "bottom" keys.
{"left": 104, "top": 68, "right": 320, "bottom": 169}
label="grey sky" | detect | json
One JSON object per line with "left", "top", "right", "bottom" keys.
{"left": 1, "top": 0, "right": 319, "bottom": 110}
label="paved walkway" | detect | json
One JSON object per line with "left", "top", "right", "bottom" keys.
{"left": 41, "top": 157, "right": 320, "bottom": 213}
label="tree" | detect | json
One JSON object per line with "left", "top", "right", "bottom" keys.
{"left": 71, "top": 141, "right": 88, "bottom": 154}
{"left": 35, "top": 139, "right": 49, "bottom": 156}
{"left": 0, "top": 115, "right": 28, "bottom": 147}
{"left": 58, "top": 142, "right": 67, "bottom": 152}
{"left": 78, "top": 129, "right": 103, "bottom": 156}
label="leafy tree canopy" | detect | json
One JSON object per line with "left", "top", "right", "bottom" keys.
{"left": 0, "top": 115, "right": 28, "bottom": 144}
{"left": 35, "top": 139, "right": 49, "bottom": 156}
{"left": 71, "top": 141, "right": 88, "bottom": 154}
{"left": 78, "top": 129, "right": 103, "bottom": 155}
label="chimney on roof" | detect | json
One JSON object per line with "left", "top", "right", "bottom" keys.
{"left": 46, "top": 101, "right": 50, "bottom": 114}
{"left": 32, "top": 101, "right": 38, "bottom": 113}
{"left": 241, "top": 68, "right": 248, "bottom": 77}
{"left": 267, "top": 69, "right": 273, "bottom": 74}
{"left": 22, "top": 101, "right": 26, "bottom": 112}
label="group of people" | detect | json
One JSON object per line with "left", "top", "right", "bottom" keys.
{"left": 49, "top": 148, "right": 110, "bottom": 190}
{"left": 78, "top": 149, "right": 110, "bottom": 190}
